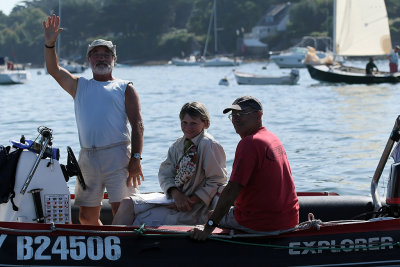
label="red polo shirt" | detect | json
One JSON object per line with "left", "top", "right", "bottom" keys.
{"left": 230, "top": 127, "right": 299, "bottom": 231}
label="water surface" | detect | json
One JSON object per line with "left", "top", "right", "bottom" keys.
{"left": 1, "top": 60, "right": 399, "bottom": 198}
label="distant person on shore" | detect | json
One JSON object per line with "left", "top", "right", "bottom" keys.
{"left": 112, "top": 102, "right": 227, "bottom": 226}
{"left": 387, "top": 45, "right": 399, "bottom": 73}
{"left": 43, "top": 14, "right": 144, "bottom": 225}
{"left": 190, "top": 96, "right": 299, "bottom": 240}
{"left": 365, "top": 57, "right": 379, "bottom": 75}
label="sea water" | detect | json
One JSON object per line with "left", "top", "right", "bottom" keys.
{"left": 1, "top": 60, "right": 399, "bottom": 198}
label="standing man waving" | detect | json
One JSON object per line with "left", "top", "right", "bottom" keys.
{"left": 43, "top": 14, "right": 144, "bottom": 225}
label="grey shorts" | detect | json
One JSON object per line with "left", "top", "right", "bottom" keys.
{"left": 219, "top": 207, "right": 288, "bottom": 234}
{"left": 218, "top": 207, "right": 257, "bottom": 233}
{"left": 74, "top": 142, "right": 137, "bottom": 207}
{"left": 133, "top": 203, "right": 172, "bottom": 227}
{"left": 130, "top": 195, "right": 206, "bottom": 226}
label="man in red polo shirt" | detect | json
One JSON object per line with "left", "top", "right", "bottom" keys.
{"left": 191, "top": 96, "right": 299, "bottom": 239}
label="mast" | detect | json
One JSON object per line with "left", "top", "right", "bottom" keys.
{"left": 213, "top": 0, "right": 218, "bottom": 54}
{"left": 202, "top": 0, "right": 221, "bottom": 57}
{"left": 332, "top": 0, "right": 336, "bottom": 55}
{"left": 202, "top": 0, "right": 215, "bottom": 58}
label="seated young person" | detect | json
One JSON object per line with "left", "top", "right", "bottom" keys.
{"left": 112, "top": 102, "right": 227, "bottom": 226}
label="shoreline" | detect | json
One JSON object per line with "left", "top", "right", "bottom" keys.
{"left": 28, "top": 57, "right": 270, "bottom": 69}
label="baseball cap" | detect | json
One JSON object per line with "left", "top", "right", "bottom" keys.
{"left": 86, "top": 39, "right": 116, "bottom": 57}
{"left": 223, "top": 96, "right": 263, "bottom": 114}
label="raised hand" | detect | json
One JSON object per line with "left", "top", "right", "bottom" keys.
{"left": 43, "top": 14, "right": 63, "bottom": 46}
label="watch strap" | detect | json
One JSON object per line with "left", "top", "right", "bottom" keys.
{"left": 207, "top": 219, "right": 218, "bottom": 228}
{"left": 132, "top": 152, "right": 142, "bottom": 160}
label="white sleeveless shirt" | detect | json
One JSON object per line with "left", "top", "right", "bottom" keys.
{"left": 74, "top": 77, "right": 131, "bottom": 148}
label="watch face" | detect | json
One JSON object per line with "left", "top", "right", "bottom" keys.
{"left": 208, "top": 219, "right": 214, "bottom": 226}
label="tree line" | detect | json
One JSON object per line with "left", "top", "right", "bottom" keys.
{"left": 0, "top": 0, "right": 399, "bottom": 65}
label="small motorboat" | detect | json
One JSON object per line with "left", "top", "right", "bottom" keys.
{"left": 0, "top": 57, "right": 29, "bottom": 84}
{"left": 202, "top": 56, "right": 241, "bottom": 67}
{"left": 170, "top": 56, "right": 202, "bottom": 66}
{"left": 2, "top": 117, "right": 400, "bottom": 266}
{"left": 233, "top": 69, "right": 299, "bottom": 85}
{"left": 270, "top": 46, "right": 328, "bottom": 68}
{"left": 60, "top": 59, "right": 86, "bottom": 74}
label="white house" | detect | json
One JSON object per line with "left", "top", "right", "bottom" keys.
{"left": 251, "top": 2, "right": 291, "bottom": 40}
{"left": 240, "top": 2, "right": 291, "bottom": 55}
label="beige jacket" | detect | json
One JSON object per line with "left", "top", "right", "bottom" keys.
{"left": 153, "top": 130, "right": 227, "bottom": 224}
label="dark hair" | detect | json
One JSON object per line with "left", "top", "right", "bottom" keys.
{"left": 179, "top": 102, "right": 210, "bottom": 129}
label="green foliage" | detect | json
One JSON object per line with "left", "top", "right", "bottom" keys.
{"left": 386, "top": 0, "right": 400, "bottom": 21}
{"left": 286, "top": 0, "right": 332, "bottom": 39}
{"left": 390, "top": 18, "right": 400, "bottom": 35}
{"left": 0, "top": 0, "right": 398, "bottom": 65}
{"left": 158, "top": 28, "right": 197, "bottom": 58}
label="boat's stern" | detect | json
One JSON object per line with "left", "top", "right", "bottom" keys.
{"left": 0, "top": 128, "right": 71, "bottom": 224}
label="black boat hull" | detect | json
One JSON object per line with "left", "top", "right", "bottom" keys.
{"left": 307, "top": 64, "right": 400, "bottom": 84}
{"left": 0, "top": 194, "right": 398, "bottom": 266}
{"left": 1, "top": 218, "right": 400, "bottom": 266}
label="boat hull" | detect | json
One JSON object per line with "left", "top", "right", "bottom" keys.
{"left": 202, "top": 57, "right": 240, "bottom": 67}
{"left": 307, "top": 64, "right": 400, "bottom": 84}
{"left": 271, "top": 54, "right": 305, "bottom": 68}
{"left": 171, "top": 57, "right": 201, "bottom": 66}
{"left": 1, "top": 217, "right": 400, "bottom": 266}
{"left": 0, "top": 70, "right": 29, "bottom": 84}
{"left": 60, "top": 59, "right": 86, "bottom": 74}
{"left": 233, "top": 70, "right": 299, "bottom": 85}
{"left": 0, "top": 187, "right": 395, "bottom": 267}
{"left": 1, "top": 130, "right": 399, "bottom": 266}
{"left": 270, "top": 47, "right": 327, "bottom": 68}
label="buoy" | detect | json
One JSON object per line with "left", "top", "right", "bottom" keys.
{"left": 219, "top": 77, "right": 229, "bottom": 86}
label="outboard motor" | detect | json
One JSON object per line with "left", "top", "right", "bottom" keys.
{"left": 0, "top": 127, "right": 77, "bottom": 224}
{"left": 386, "top": 162, "right": 400, "bottom": 217}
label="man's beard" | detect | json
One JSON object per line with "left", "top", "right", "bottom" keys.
{"left": 91, "top": 61, "right": 114, "bottom": 75}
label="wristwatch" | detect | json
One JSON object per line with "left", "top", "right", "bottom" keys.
{"left": 207, "top": 219, "right": 217, "bottom": 227}
{"left": 132, "top": 153, "right": 142, "bottom": 160}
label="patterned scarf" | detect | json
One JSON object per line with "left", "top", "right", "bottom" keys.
{"left": 174, "top": 139, "right": 197, "bottom": 187}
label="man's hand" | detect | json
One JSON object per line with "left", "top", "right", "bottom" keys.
{"left": 127, "top": 158, "right": 144, "bottom": 188}
{"left": 43, "top": 14, "right": 63, "bottom": 46}
{"left": 190, "top": 225, "right": 214, "bottom": 241}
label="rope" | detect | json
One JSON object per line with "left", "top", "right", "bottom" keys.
{"left": 295, "top": 213, "right": 324, "bottom": 231}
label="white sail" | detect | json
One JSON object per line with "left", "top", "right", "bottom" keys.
{"left": 334, "top": 0, "right": 392, "bottom": 56}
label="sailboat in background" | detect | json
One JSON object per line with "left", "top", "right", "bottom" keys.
{"left": 202, "top": 0, "right": 240, "bottom": 67}
{"left": 170, "top": 0, "right": 239, "bottom": 67}
{"left": 56, "top": 0, "right": 86, "bottom": 74}
{"left": 306, "top": 0, "right": 400, "bottom": 84}
{"left": 170, "top": 55, "right": 202, "bottom": 66}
